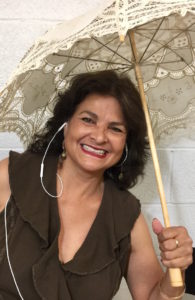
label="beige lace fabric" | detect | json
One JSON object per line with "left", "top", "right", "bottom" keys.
{"left": 0, "top": 0, "right": 195, "bottom": 146}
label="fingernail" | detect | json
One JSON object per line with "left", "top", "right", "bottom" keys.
{"left": 152, "top": 218, "right": 158, "bottom": 222}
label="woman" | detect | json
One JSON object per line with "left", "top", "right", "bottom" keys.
{"left": 0, "top": 70, "right": 193, "bottom": 299}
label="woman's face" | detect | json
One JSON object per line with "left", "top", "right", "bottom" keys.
{"left": 64, "top": 93, "right": 127, "bottom": 175}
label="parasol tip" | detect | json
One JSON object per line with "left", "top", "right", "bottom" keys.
{"left": 119, "top": 34, "right": 125, "bottom": 42}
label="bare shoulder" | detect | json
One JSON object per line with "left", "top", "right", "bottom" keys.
{"left": 0, "top": 157, "right": 9, "bottom": 184}
{"left": 0, "top": 157, "right": 11, "bottom": 213}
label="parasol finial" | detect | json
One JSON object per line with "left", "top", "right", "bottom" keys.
{"left": 119, "top": 34, "right": 125, "bottom": 42}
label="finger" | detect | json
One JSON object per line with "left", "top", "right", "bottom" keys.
{"left": 159, "top": 238, "right": 180, "bottom": 252}
{"left": 161, "top": 255, "right": 193, "bottom": 270}
{"left": 159, "top": 235, "right": 193, "bottom": 252}
{"left": 160, "top": 245, "right": 192, "bottom": 261}
{"left": 152, "top": 218, "right": 163, "bottom": 235}
{"left": 157, "top": 226, "right": 187, "bottom": 243}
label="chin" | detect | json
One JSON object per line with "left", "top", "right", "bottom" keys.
{"left": 78, "top": 162, "right": 105, "bottom": 174}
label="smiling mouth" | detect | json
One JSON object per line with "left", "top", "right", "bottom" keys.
{"left": 81, "top": 144, "right": 108, "bottom": 158}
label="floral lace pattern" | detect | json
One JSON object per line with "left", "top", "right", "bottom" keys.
{"left": 0, "top": 1, "right": 195, "bottom": 146}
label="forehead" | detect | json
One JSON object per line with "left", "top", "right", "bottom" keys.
{"left": 75, "top": 94, "right": 125, "bottom": 120}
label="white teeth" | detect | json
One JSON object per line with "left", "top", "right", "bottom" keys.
{"left": 82, "top": 144, "right": 106, "bottom": 155}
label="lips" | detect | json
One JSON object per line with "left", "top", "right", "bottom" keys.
{"left": 81, "top": 144, "right": 108, "bottom": 158}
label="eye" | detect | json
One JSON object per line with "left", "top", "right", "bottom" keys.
{"left": 81, "top": 117, "right": 95, "bottom": 124}
{"left": 110, "top": 126, "right": 123, "bottom": 133}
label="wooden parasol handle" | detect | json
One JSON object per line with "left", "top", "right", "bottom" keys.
{"left": 129, "top": 30, "right": 183, "bottom": 287}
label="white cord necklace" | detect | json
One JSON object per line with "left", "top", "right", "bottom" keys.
{"left": 40, "top": 122, "right": 67, "bottom": 198}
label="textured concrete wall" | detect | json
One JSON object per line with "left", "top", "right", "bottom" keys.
{"left": 0, "top": 1, "right": 194, "bottom": 299}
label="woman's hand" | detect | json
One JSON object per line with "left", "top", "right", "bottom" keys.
{"left": 152, "top": 218, "right": 193, "bottom": 270}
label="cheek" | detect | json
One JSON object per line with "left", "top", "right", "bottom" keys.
{"left": 64, "top": 122, "right": 79, "bottom": 141}
{"left": 64, "top": 125, "right": 86, "bottom": 150}
{"left": 115, "top": 136, "right": 126, "bottom": 151}
{"left": 64, "top": 129, "right": 76, "bottom": 151}
{"left": 112, "top": 140, "right": 126, "bottom": 161}
{"left": 117, "top": 148, "right": 125, "bottom": 160}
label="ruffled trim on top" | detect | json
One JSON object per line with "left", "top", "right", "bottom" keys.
{"left": 8, "top": 150, "right": 141, "bottom": 299}
{"left": 9, "top": 150, "right": 59, "bottom": 247}
{"left": 0, "top": 196, "right": 18, "bottom": 264}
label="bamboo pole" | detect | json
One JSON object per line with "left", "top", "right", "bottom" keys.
{"left": 129, "top": 30, "right": 183, "bottom": 287}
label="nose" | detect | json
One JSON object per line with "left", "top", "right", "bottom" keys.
{"left": 90, "top": 125, "right": 108, "bottom": 144}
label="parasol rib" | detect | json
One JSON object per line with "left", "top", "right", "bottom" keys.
{"left": 138, "top": 17, "right": 165, "bottom": 63}
{"left": 128, "top": 30, "right": 183, "bottom": 288}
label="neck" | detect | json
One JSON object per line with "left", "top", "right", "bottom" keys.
{"left": 57, "top": 158, "right": 104, "bottom": 202}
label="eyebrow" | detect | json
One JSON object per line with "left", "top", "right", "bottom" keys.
{"left": 79, "top": 110, "right": 126, "bottom": 127}
{"left": 79, "top": 111, "right": 97, "bottom": 119}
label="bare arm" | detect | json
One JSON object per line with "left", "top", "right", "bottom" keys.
{"left": 126, "top": 213, "right": 163, "bottom": 299}
{"left": 126, "top": 214, "right": 192, "bottom": 300}
{"left": 0, "top": 158, "right": 11, "bottom": 213}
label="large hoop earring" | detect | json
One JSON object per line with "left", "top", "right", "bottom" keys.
{"left": 118, "top": 144, "right": 128, "bottom": 181}
{"left": 117, "top": 143, "right": 128, "bottom": 167}
{"left": 106, "top": 144, "right": 128, "bottom": 181}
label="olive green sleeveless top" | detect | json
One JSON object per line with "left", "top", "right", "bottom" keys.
{"left": 0, "top": 151, "right": 140, "bottom": 300}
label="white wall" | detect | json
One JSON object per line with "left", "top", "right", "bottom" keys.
{"left": 0, "top": 1, "right": 194, "bottom": 299}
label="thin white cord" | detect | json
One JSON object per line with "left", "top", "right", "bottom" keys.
{"left": 40, "top": 122, "right": 67, "bottom": 198}
{"left": 40, "top": 173, "right": 63, "bottom": 198}
{"left": 4, "top": 198, "right": 24, "bottom": 300}
{"left": 3, "top": 123, "right": 66, "bottom": 298}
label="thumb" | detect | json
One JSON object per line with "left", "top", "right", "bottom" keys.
{"left": 152, "top": 218, "right": 164, "bottom": 235}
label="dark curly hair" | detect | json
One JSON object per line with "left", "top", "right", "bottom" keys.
{"left": 28, "top": 70, "right": 149, "bottom": 189}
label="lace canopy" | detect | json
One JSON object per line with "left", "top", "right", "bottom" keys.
{"left": 0, "top": 0, "right": 195, "bottom": 146}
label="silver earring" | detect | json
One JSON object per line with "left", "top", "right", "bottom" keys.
{"left": 118, "top": 144, "right": 128, "bottom": 180}
{"left": 117, "top": 143, "right": 128, "bottom": 167}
